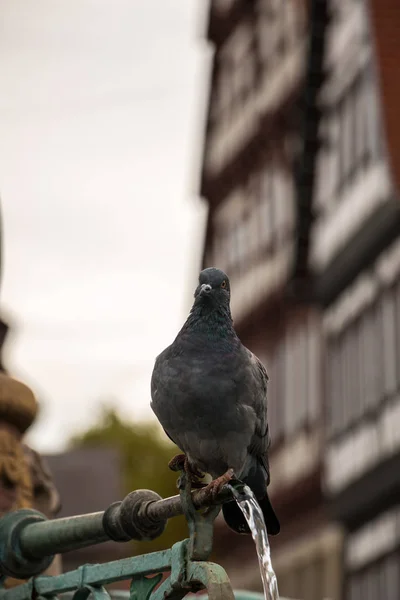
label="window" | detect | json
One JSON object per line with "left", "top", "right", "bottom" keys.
{"left": 210, "top": 162, "right": 296, "bottom": 280}
{"left": 292, "top": 326, "right": 307, "bottom": 431}
{"left": 257, "top": 1, "right": 283, "bottom": 67}
{"left": 364, "top": 65, "right": 381, "bottom": 160}
{"left": 218, "top": 24, "right": 256, "bottom": 125}
{"left": 256, "top": 0, "right": 305, "bottom": 72}
{"left": 359, "top": 314, "right": 371, "bottom": 415}
{"left": 341, "top": 329, "right": 353, "bottom": 426}
{"left": 307, "top": 313, "right": 321, "bottom": 422}
{"left": 215, "top": 69, "right": 232, "bottom": 125}
{"left": 212, "top": 227, "right": 227, "bottom": 270}
{"left": 282, "top": 0, "right": 304, "bottom": 46}
{"left": 326, "top": 281, "right": 400, "bottom": 440}
{"left": 258, "top": 164, "right": 294, "bottom": 249}
{"left": 277, "top": 549, "right": 336, "bottom": 600}
{"left": 330, "top": 0, "right": 354, "bottom": 22}
{"left": 327, "top": 340, "right": 340, "bottom": 436}
{"left": 274, "top": 338, "right": 285, "bottom": 441}
{"left": 268, "top": 313, "right": 322, "bottom": 442}
{"left": 348, "top": 575, "right": 362, "bottom": 600}
{"left": 348, "top": 326, "right": 360, "bottom": 420}
{"left": 347, "top": 554, "right": 400, "bottom": 600}
{"left": 395, "top": 279, "right": 400, "bottom": 386}
{"left": 325, "top": 114, "right": 340, "bottom": 207}
{"left": 382, "top": 289, "right": 397, "bottom": 397}
{"left": 337, "top": 89, "right": 355, "bottom": 186}
{"left": 283, "top": 331, "right": 296, "bottom": 435}
{"left": 241, "top": 51, "right": 256, "bottom": 102}
{"left": 257, "top": 13, "right": 277, "bottom": 67}
{"left": 326, "top": 337, "right": 343, "bottom": 436}
{"left": 366, "top": 566, "right": 380, "bottom": 600}
{"left": 352, "top": 320, "right": 363, "bottom": 421}
{"left": 354, "top": 72, "right": 368, "bottom": 167}
{"left": 371, "top": 302, "right": 384, "bottom": 405}
{"left": 271, "top": 168, "right": 294, "bottom": 241}
{"left": 231, "top": 50, "right": 255, "bottom": 110}
{"left": 259, "top": 170, "right": 274, "bottom": 249}
{"left": 314, "top": 117, "right": 337, "bottom": 215}
{"left": 247, "top": 208, "right": 261, "bottom": 260}
{"left": 236, "top": 220, "right": 248, "bottom": 273}
{"left": 328, "top": 62, "right": 382, "bottom": 195}
{"left": 298, "top": 557, "right": 324, "bottom": 600}
{"left": 267, "top": 346, "right": 284, "bottom": 445}
{"left": 383, "top": 555, "right": 400, "bottom": 600}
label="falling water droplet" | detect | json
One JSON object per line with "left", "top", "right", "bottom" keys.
{"left": 229, "top": 484, "right": 279, "bottom": 600}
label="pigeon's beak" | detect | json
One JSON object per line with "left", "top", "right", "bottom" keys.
{"left": 199, "top": 283, "right": 212, "bottom": 297}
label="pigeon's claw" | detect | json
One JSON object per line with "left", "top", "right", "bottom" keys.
{"left": 185, "top": 458, "right": 205, "bottom": 482}
{"left": 203, "top": 468, "right": 235, "bottom": 501}
{"left": 168, "top": 453, "right": 205, "bottom": 485}
{"left": 168, "top": 453, "right": 186, "bottom": 472}
{"left": 190, "top": 480, "right": 208, "bottom": 489}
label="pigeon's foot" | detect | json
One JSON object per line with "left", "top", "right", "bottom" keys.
{"left": 190, "top": 480, "right": 208, "bottom": 489}
{"left": 203, "top": 468, "right": 235, "bottom": 502}
{"left": 168, "top": 453, "right": 186, "bottom": 472}
{"left": 184, "top": 458, "right": 205, "bottom": 482}
{"left": 168, "top": 453, "right": 205, "bottom": 486}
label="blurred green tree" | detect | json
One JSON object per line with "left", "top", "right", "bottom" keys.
{"left": 70, "top": 403, "right": 188, "bottom": 553}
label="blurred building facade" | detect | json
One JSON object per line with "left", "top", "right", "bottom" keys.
{"left": 200, "top": 0, "right": 400, "bottom": 599}
{"left": 200, "top": 1, "right": 340, "bottom": 599}
{"left": 314, "top": 0, "right": 400, "bottom": 599}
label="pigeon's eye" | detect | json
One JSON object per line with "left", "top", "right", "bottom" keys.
{"left": 221, "top": 280, "right": 227, "bottom": 289}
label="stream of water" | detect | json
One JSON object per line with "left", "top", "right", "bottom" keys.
{"left": 229, "top": 484, "right": 279, "bottom": 600}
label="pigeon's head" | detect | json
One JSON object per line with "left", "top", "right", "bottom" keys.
{"left": 194, "top": 267, "right": 231, "bottom": 307}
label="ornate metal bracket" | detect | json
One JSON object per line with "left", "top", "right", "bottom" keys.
{"left": 0, "top": 537, "right": 234, "bottom": 600}
{"left": 178, "top": 471, "right": 220, "bottom": 561}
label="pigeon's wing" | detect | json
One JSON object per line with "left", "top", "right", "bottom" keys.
{"left": 151, "top": 351, "right": 176, "bottom": 444}
{"left": 162, "top": 427, "right": 178, "bottom": 446}
{"left": 150, "top": 347, "right": 188, "bottom": 451}
{"left": 244, "top": 348, "right": 271, "bottom": 477}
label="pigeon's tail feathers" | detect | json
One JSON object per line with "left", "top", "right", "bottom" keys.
{"left": 222, "top": 492, "right": 280, "bottom": 536}
{"left": 260, "top": 492, "right": 280, "bottom": 535}
{"left": 222, "top": 458, "right": 280, "bottom": 535}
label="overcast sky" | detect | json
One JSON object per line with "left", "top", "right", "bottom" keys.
{"left": 0, "top": 0, "right": 211, "bottom": 452}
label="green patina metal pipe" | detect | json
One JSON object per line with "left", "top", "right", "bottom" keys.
{"left": 0, "top": 483, "right": 235, "bottom": 579}
{"left": 18, "top": 484, "right": 233, "bottom": 559}
{"left": 144, "top": 484, "right": 233, "bottom": 524}
{"left": 19, "top": 512, "right": 108, "bottom": 559}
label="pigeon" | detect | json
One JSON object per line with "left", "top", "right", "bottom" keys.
{"left": 150, "top": 267, "right": 280, "bottom": 535}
